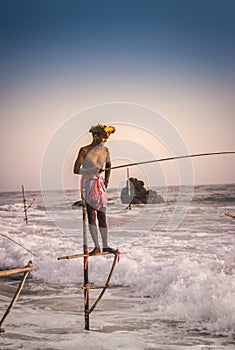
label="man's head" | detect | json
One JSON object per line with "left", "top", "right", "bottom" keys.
{"left": 89, "top": 124, "right": 116, "bottom": 140}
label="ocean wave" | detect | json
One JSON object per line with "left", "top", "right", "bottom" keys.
{"left": 1, "top": 184, "right": 235, "bottom": 337}
{"left": 193, "top": 194, "right": 235, "bottom": 204}
{"left": 0, "top": 203, "right": 24, "bottom": 212}
{"left": 31, "top": 247, "right": 235, "bottom": 334}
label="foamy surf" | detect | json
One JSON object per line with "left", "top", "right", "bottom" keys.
{"left": 0, "top": 184, "right": 235, "bottom": 349}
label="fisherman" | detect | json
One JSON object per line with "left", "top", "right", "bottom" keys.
{"left": 73, "top": 123, "right": 117, "bottom": 255}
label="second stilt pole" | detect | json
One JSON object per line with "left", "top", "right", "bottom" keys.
{"left": 82, "top": 189, "right": 89, "bottom": 330}
{"left": 22, "top": 185, "right": 28, "bottom": 224}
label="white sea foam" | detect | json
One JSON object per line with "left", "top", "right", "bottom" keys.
{"left": 1, "top": 185, "right": 235, "bottom": 348}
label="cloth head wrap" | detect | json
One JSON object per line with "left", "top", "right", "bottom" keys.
{"left": 89, "top": 124, "right": 116, "bottom": 138}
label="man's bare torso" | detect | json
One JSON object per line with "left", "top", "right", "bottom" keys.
{"left": 81, "top": 144, "right": 109, "bottom": 169}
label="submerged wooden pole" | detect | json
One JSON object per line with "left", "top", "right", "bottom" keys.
{"left": 22, "top": 185, "right": 28, "bottom": 224}
{"left": 82, "top": 189, "right": 89, "bottom": 331}
{"left": 0, "top": 261, "right": 34, "bottom": 330}
{"left": 21, "top": 185, "right": 35, "bottom": 225}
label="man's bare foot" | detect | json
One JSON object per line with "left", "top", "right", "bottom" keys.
{"left": 88, "top": 247, "right": 101, "bottom": 256}
{"left": 103, "top": 247, "right": 118, "bottom": 255}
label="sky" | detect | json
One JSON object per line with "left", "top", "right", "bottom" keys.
{"left": 0, "top": 0, "right": 235, "bottom": 191}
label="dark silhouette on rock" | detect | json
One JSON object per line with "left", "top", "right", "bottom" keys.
{"left": 121, "top": 177, "right": 164, "bottom": 205}
{"left": 72, "top": 200, "right": 82, "bottom": 208}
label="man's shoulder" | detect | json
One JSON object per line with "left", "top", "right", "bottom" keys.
{"left": 80, "top": 144, "right": 92, "bottom": 152}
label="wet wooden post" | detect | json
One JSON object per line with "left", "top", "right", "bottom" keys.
{"left": 0, "top": 261, "right": 36, "bottom": 332}
{"left": 82, "top": 189, "right": 89, "bottom": 330}
{"left": 22, "top": 185, "right": 28, "bottom": 224}
{"left": 21, "top": 185, "right": 34, "bottom": 224}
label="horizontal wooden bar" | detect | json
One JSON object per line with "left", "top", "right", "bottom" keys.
{"left": 0, "top": 265, "right": 37, "bottom": 278}
{"left": 225, "top": 212, "right": 235, "bottom": 218}
{"left": 82, "top": 285, "right": 110, "bottom": 290}
{"left": 58, "top": 251, "right": 111, "bottom": 260}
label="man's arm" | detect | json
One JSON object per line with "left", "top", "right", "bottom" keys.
{"left": 104, "top": 161, "right": 111, "bottom": 188}
{"left": 104, "top": 149, "right": 111, "bottom": 188}
{"left": 73, "top": 148, "right": 84, "bottom": 175}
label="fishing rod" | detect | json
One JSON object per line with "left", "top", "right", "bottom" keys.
{"left": 108, "top": 151, "right": 235, "bottom": 170}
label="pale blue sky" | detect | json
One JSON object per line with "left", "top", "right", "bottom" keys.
{"left": 1, "top": 0, "right": 235, "bottom": 190}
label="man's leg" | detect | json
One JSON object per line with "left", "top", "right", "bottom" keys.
{"left": 97, "top": 209, "right": 117, "bottom": 254}
{"left": 97, "top": 209, "right": 108, "bottom": 248}
{"left": 86, "top": 203, "right": 101, "bottom": 254}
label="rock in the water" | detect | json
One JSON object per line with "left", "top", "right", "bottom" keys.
{"left": 72, "top": 200, "right": 82, "bottom": 208}
{"left": 120, "top": 177, "right": 164, "bottom": 205}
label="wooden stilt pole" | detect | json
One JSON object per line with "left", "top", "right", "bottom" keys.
{"left": 0, "top": 261, "right": 33, "bottom": 330}
{"left": 57, "top": 190, "right": 120, "bottom": 331}
{"left": 22, "top": 185, "right": 28, "bottom": 224}
{"left": 21, "top": 185, "right": 34, "bottom": 225}
{"left": 82, "top": 189, "right": 89, "bottom": 331}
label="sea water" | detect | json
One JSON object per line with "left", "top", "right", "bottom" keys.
{"left": 0, "top": 184, "right": 235, "bottom": 350}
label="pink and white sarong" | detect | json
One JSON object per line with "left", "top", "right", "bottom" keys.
{"left": 81, "top": 173, "right": 107, "bottom": 210}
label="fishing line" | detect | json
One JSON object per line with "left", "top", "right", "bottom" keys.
{"left": 0, "top": 232, "right": 38, "bottom": 258}
{"left": 1, "top": 231, "right": 80, "bottom": 261}
{"left": 108, "top": 151, "right": 235, "bottom": 170}
{"left": 57, "top": 233, "right": 81, "bottom": 245}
